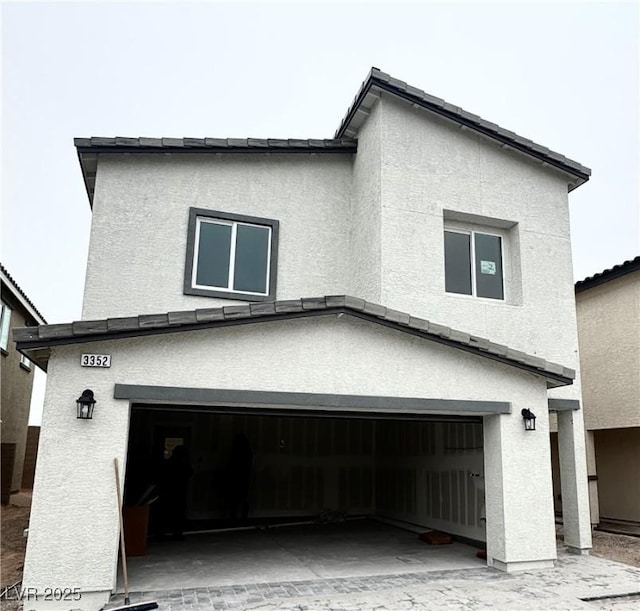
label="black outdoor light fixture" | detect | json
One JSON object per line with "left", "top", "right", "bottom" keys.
{"left": 521, "top": 408, "right": 536, "bottom": 431}
{"left": 76, "top": 389, "right": 96, "bottom": 420}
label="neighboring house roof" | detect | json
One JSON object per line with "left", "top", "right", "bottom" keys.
{"left": 75, "top": 67, "right": 590, "bottom": 207}
{"left": 335, "top": 68, "right": 591, "bottom": 191}
{"left": 14, "top": 295, "right": 574, "bottom": 387}
{"left": 75, "top": 138, "right": 357, "bottom": 206}
{"left": 575, "top": 256, "right": 640, "bottom": 293}
{"left": 0, "top": 263, "right": 47, "bottom": 325}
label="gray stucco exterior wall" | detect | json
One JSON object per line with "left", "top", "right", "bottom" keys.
{"left": 83, "top": 154, "right": 353, "bottom": 318}
{"left": 374, "top": 95, "right": 581, "bottom": 402}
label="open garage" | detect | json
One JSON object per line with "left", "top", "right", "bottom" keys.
{"left": 17, "top": 298, "right": 589, "bottom": 609}
{"left": 122, "top": 405, "right": 487, "bottom": 590}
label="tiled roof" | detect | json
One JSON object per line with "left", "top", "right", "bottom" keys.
{"left": 74, "top": 137, "right": 357, "bottom": 152}
{"left": 335, "top": 67, "right": 591, "bottom": 190}
{"left": 575, "top": 256, "right": 640, "bottom": 293}
{"left": 14, "top": 295, "right": 574, "bottom": 387}
{"left": 0, "top": 263, "right": 47, "bottom": 324}
{"left": 75, "top": 67, "right": 591, "bottom": 206}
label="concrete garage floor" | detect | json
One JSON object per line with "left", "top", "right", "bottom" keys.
{"left": 121, "top": 519, "right": 484, "bottom": 592}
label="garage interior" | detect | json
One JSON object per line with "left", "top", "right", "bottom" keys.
{"left": 122, "top": 405, "right": 487, "bottom": 591}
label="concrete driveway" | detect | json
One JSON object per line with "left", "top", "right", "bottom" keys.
{"left": 107, "top": 521, "right": 640, "bottom": 610}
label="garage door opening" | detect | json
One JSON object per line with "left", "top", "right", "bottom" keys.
{"left": 121, "top": 405, "right": 486, "bottom": 591}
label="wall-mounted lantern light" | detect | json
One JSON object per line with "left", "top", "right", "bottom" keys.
{"left": 521, "top": 408, "right": 536, "bottom": 431}
{"left": 76, "top": 389, "right": 96, "bottom": 420}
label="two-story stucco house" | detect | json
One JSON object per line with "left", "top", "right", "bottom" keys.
{"left": 16, "top": 68, "right": 593, "bottom": 611}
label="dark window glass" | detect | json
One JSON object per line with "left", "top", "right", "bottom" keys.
{"left": 233, "top": 224, "right": 270, "bottom": 294}
{"left": 474, "top": 233, "right": 503, "bottom": 300}
{"left": 444, "top": 231, "right": 472, "bottom": 295}
{"left": 195, "top": 222, "right": 232, "bottom": 288}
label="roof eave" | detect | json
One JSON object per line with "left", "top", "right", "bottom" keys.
{"left": 575, "top": 256, "right": 640, "bottom": 293}
{"left": 0, "top": 265, "right": 47, "bottom": 325}
{"left": 14, "top": 295, "right": 575, "bottom": 389}
{"left": 335, "top": 70, "right": 591, "bottom": 191}
{"left": 74, "top": 138, "right": 358, "bottom": 208}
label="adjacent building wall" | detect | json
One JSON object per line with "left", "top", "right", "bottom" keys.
{"left": 594, "top": 428, "right": 640, "bottom": 524}
{"left": 577, "top": 271, "right": 640, "bottom": 430}
{"left": 1, "top": 305, "right": 35, "bottom": 493}
{"left": 575, "top": 269, "right": 640, "bottom": 527}
{"left": 21, "top": 426, "right": 40, "bottom": 490}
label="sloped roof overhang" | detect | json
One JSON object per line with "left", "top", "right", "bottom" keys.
{"left": 0, "top": 263, "right": 47, "bottom": 326}
{"left": 14, "top": 295, "right": 574, "bottom": 388}
{"left": 335, "top": 68, "right": 591, "bottom": 191}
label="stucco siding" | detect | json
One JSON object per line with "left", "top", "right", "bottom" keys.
{"left": 485, "top": 408, "right": 557, "bottom": 564}
{"left": 23, "top": 346, "right": 130, "bottom": 595}
{"left": 81, "top": 96, "right": 580, "bottom": 403}
{"left": 23, "top": 316, "right": 555, "bottom": 601}
{"left": 577, "top": 272, "right": 640, "bottom": 430}
{"left": 83, "top": 154, "right": 352, "bottom": 319}
{"left": 376, "top": 95, "right": 580, "bottom": 400}
{"left": 349, "top": 100, "right": 383, "bottom": 302}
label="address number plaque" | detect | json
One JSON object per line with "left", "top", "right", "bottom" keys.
{"left": 80, "top": 354, "right": 111, "bottom": 368}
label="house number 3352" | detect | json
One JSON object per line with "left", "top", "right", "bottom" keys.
{"left": 80, "top": 354, "right": 111, "bottom": 368}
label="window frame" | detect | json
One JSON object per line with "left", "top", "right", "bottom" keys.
{"left": 20, "top": 353, "right": 32, "bottom": 372}
{"left": 0, "top": 302, "right": 12, "bottom": 354}
{"left": 183, "top": 207, "right": 279, "bottom": 302}
{"left": 444, "top": 227, "right": 505, "bottom": 301}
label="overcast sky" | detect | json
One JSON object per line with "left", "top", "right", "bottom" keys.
{"left": 1, "top": 1, "right": 638, "bottom": 424}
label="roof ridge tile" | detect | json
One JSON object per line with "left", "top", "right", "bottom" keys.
{"left": 204, "top": 138, "right": 228, "bottom": 147}
{"left": 223, "top": 305, "right": 252, "bottom": 319}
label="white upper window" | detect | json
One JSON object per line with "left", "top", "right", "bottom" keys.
{"left": 444, "top": 229, "right": 504, "bottom": 300}
{"left": 184, "top": 208, "right": 279, "bottom": 301}
{"left": 193, "top": 218, "right": 271, "bottom": 295}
